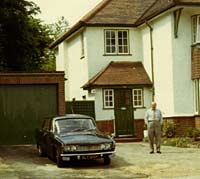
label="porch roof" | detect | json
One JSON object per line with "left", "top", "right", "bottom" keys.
{"left": 82, "top": 61, "right": 152, "bottom": 89}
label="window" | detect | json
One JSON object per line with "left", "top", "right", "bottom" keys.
{"left": 103, "top": 89, "right": 114, "bottom": 108}
{"left": 80, "top": 32, "right": 85, "bottom": 59}
{"left": 194, "top": 79, "right": 200, "bottom": 114}
{"left": 133, "top": 89, "right": 143, "bottom": 108}
{"left": 192, "top": 15, "right": 200, "bottom": 43}
{"left": 105, "top": 30, "right": 129, "bottom": 54}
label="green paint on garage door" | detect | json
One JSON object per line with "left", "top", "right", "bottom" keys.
{"left": 0, "top": 85, "right": 58, "bottom": 144}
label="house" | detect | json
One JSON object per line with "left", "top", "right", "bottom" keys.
{"left": 50, "top": 0, "right": 200, "bottom": 138}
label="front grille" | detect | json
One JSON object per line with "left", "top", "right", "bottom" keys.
{"left": 76, "top": 145, "right": 101, "bottom": 152}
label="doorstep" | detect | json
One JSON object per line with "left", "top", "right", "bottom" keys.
{"left": 114, "top": 137, "right": 142, "bottom": 143}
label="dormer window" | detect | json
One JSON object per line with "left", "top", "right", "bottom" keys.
{"left": 104, "top": 29, "right": 129, "bottom": 55}
{"left": 192, "top": 15, "right": 200, "bottom": 44}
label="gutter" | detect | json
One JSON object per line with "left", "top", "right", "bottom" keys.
{"left": 145, "top": 21, "right": 155, "bottom": 101}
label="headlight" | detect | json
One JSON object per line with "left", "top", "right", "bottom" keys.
{"left": 100, "top": 143, "right": 112, "bottom": 150}
{"left": 63, "top": 145, "right": 77, "bottom": 152}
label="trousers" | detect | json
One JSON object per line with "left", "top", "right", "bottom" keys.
{"left": 148, "top": 120, "right": 161, "bottom": 152}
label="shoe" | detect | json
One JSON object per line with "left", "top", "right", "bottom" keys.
{"left": 150, "top": 151, "right": 154, "bottom": 154}
{"left": 157, "top": 151, "right": 161, "bottom": 154}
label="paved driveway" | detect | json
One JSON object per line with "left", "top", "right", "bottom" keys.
{"left": 0, "top": 143, "right": 199, "bottom": 179}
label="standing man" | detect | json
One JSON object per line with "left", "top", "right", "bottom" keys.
{"left": 145, "top": 102, "right": 163, "bottom": 154}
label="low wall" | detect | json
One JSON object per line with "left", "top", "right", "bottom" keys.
{"left": 96, "top": 116, "right": 199, "bottom": 139}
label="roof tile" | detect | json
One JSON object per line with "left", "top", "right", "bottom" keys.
{"left": 82, "top": 61, "right": 152, "bottom": 89}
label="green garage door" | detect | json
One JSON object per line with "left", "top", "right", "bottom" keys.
{"left": 0, "top": 85, "right": 58, "bottom": 144}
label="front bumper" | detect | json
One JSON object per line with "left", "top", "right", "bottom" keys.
{"left": 60, "top": 150, "right": 115, "bottom": 157}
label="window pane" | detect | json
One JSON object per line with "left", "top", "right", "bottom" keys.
{"left": 118, "top": 31, "right": 122, "bottom": 38}
{"left": 123, "top": 31, "right": 127, "bottom": 38}
{"left": 123, "top": 39, "right": 128, "bottom": 45}
{"left": 192, "top": 16, "right": 197, "bottom": 43}
{"left": 106, "top": 47, "right": 111, "bottom": 53}
{"left": 106, "top": 31, "right": 110, "bottom": 38}
{"left": 111, "top": 46, "right": 116, "bottom": 53}
{"left": 118, "top": 46, "right": 122, "bottom": 53}
{"left": 198, "top": 17, "right": 200, "bottom": 42}
{"left": 111, "top": 31, "right": 115, "bottom": 38}
{"left": 111, "top": 39, "right": 115, "bottom": 45}
{"left": 109, "top": 90, "right": 113, "bottom": 95}
{"left": 106, "top": 39, "right": 110, "bottom": 45}
{"left": 118, "top": 39, "right": 122, "bottom": 45}
{"left": 124, "top": 46, "right": 128, "bottom": 53}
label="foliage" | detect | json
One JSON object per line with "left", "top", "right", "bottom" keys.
{"left": 0, "top": 0, "right": 68, "bottom": 71}
{"left": 162, "top": 121, "right": 176, "bottom": 138}
{"left": 48, "top": 16, "right": 69, "bottom": 40}
{"left": 185, "top": 127, "right": 200, "bottom": 140}
{"left": 162, "top": 137, "right": 200, "bottom": 148}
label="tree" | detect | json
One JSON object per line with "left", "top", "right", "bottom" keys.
{"left": 0, "top": 0, "right": 55, "bottom": 71}
{"left": 48, "top": 16, "right": 69, "bottom": 40}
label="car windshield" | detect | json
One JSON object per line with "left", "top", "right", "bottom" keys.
{"left": 55, "top": 118, "right": 96, "bottom": 134}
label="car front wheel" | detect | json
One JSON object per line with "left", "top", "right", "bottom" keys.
{"left": 103, "top": 156, "right": 111, "bottom": 165}
{"left": 56, "top": 148, "right": 64, "bottom": 168}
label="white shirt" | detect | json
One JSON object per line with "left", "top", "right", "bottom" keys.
{"left": 145, "top": 108, "right": 163, "bottom": 125}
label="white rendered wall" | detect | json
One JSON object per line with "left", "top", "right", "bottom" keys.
{"left": 60, "top": 32, "right": 90, "bottom": 101}
{"left": 85, "top": 27, "right": 143, "bottom": 78}
{"left": 172, "top": 8, "right": 197, "bottom": 116}
{"left": 95, "top": 88, "right": 152, "bottom": 121}
{"left": 142, "top": 14, "right": 175, "bottom": 117}
{"left": 134, "top": 88, "right": 152, "bottom": 119}
{"left": 95, "top": 88, "right": 115, "bottom": 121}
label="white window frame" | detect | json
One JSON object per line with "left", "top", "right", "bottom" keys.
{"left": 133, "top": 88, "right": 143, "bottom": 108}
{"left": 103, "top": 89, "right": 114, "bottom": 109}
{"left": 104, "top": 29, "right": 129, "bottom": 55}
{"left": 192, "top": 15, "right": 200, "bottom": 44}
{"left": 194, "top": 79, "right": 200, "bottom": 115}
{"left": 80, "top": 32, "right": 85, "bottom": 59}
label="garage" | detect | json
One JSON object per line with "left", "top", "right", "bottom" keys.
{"left": 0, "top": 73, "right": 65, "bottom": 144}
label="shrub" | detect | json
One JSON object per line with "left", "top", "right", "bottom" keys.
{"left": 163, "top": 122, "right": 176, "bottom": 138}
{"left": 185, "top": 128, "right": 200, "bottom": 140}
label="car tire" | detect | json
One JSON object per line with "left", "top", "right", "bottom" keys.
{"left": 56, "top": 148, "right": 64, "bottom": 168}
{"left": 103, "top": 156, "right": 111, "bottom": 165}
{"left": 38, "top": 144, "right": 46, "bottom": 157}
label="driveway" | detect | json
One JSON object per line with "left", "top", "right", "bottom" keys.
{"left": 0, "top": 143, "right": 199, "bottom": 179}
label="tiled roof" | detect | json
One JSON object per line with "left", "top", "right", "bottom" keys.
{"left": 82, "top": 61, "right": 152, "bottom": 89}
{"left": 50, "top": 0, "right": 156, "bottom": 48}
{"left": 50, "top": 0, "right": 200, "bottom": 48}
{"left": 84, "top": 0, "right": 156, "bottom": 26}
{"left": 135, "top": 0, "right": 200, "bottom": 26}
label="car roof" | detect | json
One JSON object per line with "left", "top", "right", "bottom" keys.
{"left": 53, "top": 114, "right": 93, "bottom": 121}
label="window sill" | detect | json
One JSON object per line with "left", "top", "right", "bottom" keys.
{"left": 103, "top": 107, "right": 114, "bottom": 110}
{"left": 103, "top": 54, "right": 132, "bottom": 56}
{"left": 133, "top": 106, "right": 146, "bottom": 109}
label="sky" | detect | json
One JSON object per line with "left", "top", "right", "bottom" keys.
{"left": 30, "top": 0, "right": 101, "bottom": 25}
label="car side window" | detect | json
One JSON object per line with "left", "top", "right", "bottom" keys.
{"left": 42, "top": 118, "right": 52, "bottom": 131}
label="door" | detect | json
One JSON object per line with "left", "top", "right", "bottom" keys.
{"left": 114, "top": 89, "right": 134, "bottom": 137}
{"left": 0, "top": 85, "right": 58, "bottom": 144}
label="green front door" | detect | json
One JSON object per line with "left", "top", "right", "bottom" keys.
{"left": 114, "top": 89, "right": 134, "bottom": 137}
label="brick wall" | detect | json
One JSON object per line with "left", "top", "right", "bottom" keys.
{"left": 195, "top": 116, "right": 200, "bottom": 129}
{"left": 96, "top": 116, "right": 199, "bottom": 139}
{"left": 96, "top": 120, "right": 114, "bottom": 135}
{"left": 192, "top": 46, "right": 200, "bottom": 79}
{"left": 164, "top": 116, "right": 195, "bottom": 136}
{"left": 0, "top": 72, "right": 65, "bottom": 115}
{"left": 134, "top": 119, "right": 145, "bottom": 138}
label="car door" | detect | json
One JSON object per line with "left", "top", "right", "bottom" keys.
{"left": 40, "top": 118, "right": 52, "bottom": 156}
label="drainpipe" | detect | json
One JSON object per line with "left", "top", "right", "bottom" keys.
{"left": 146, "top": 21, "right": 155, "bottom": 101}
